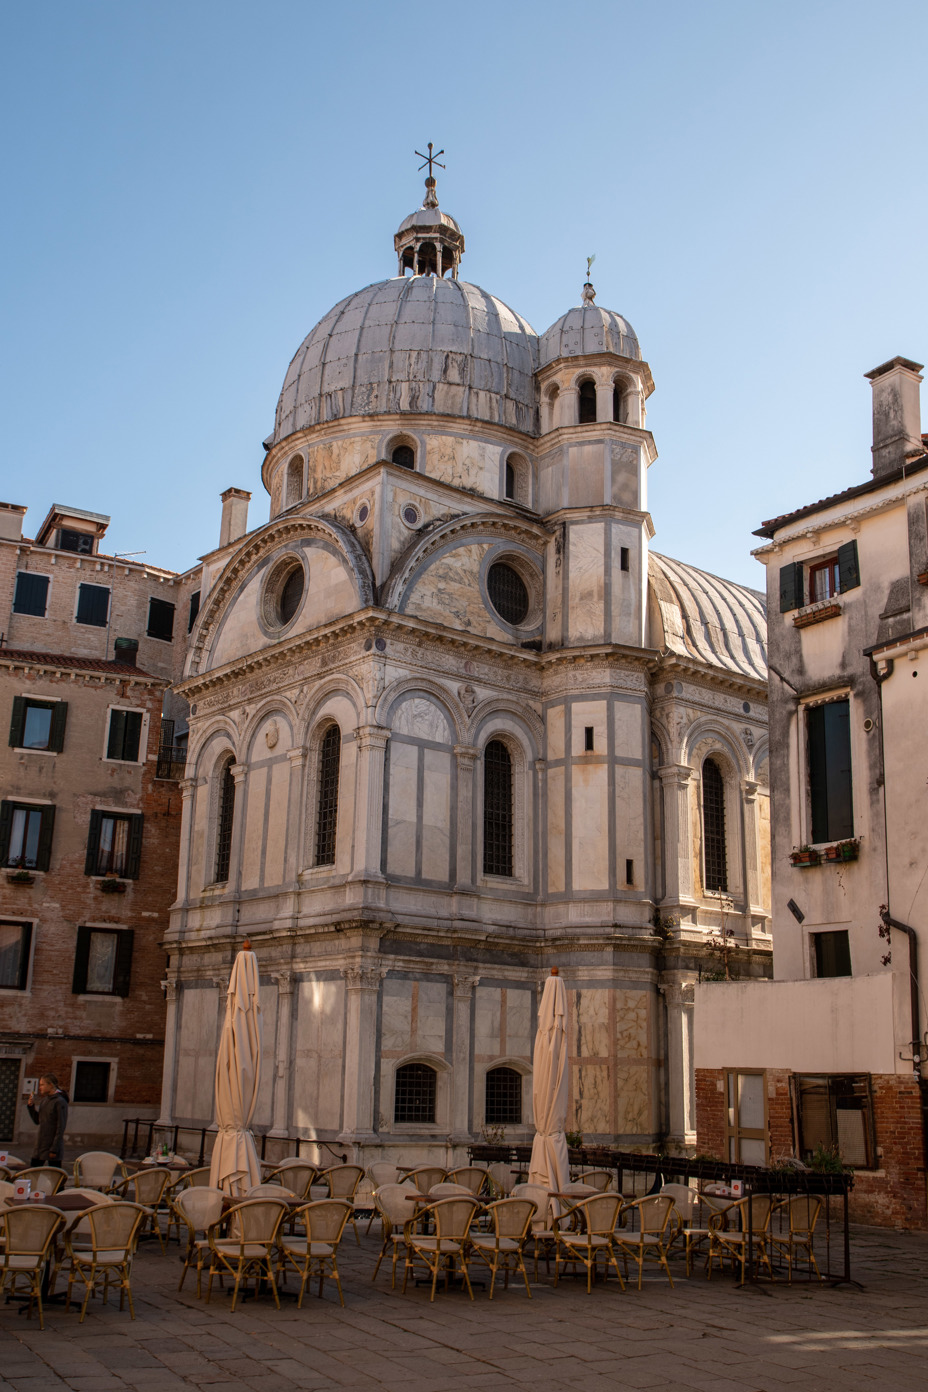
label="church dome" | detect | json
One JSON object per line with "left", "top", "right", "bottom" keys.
{"left": 273, "top": 275, "right": 539, "bottom": 442}
{"left": 539, "top": 303, "right": 640, "bottom": 366}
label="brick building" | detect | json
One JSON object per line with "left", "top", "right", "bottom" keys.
{"left": 0, "top": 501, "right": 190, "bottom": 1152}
{"left": 694, "top": 356, "right": 928, "bottom": 1229}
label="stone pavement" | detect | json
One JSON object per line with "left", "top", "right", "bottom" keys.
{"left": 2, "top": 1222, "right": 927, "bottom": 1392}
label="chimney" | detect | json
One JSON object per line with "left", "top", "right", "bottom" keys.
{"left": 113, "top": 638, "right": 138, "bottom": 667}
{"left": 0, "top": 502, "right": 26, "bottom": 542}
{"left": 865, "top": 356, "right": 924, "bottom": 478}
{"left": 219, "top": 488, "right": 251, "bottom": 548}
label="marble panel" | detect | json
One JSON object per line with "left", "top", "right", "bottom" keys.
{"left": 547, "top": 704, "right": 565, "bottom": 762}
{"left": 506, "top": 989, "right": 532, "bottom": 1058}
{"left": 571, "top": 987, "right": 610, "bottom": 1058}
{"left": 538, "top": 460, "right": 562, "bottom": 515}
{"left": 421, "top": 746, "right": 451, "bottom": 882}
{"left": 252, "top": 984, "right": 278, "bottom": 1129}
{"left": 614, "top": 1063, "right": 652, "bottom": 1134}
{"left": 292, "top": 978, "right": 345, "bottom": 1133}
{"left": 567, "top": 442, "right": 605, "bottom": 507}
{"left": 614, "top": 698, "right": 643, "bottom": 757}
{"left": 240, "top": 767, "right": 267, "bottom": 890}
{"left": 405, "top": 544, "right": 509, "bottom": 641}
{"left": 571, "top": 764, "right": 609, "bottom": 891}
{"left": 571, "top": 1061, "right": 611, "bottom": 1134}
{"left": 381, "top": 977, "right": 413, "bottom": 1051}
{"left": 615, "top": 990, "right": 650, "bottom": 1060}
{"left": 567, "top": 523, "right": 605, "bottom": 643}
{"left": 426, "top": 434, "right": 497, "bottom": 495}
{"left": 262, "top": 759, "right": 290, "bottom": 888}
{"left": 614, "top": 766, "right": 645, "bottom": 880}
{"left": 570, "top": 700, "right": 607, "bottom": 757}
{"left": 386, "top": 741, "right": 418, "bottom": 877}
{"left": 547, "top": 766, "right": 565, "bottom": 893}
{"left": 176, "top": 988, "right": 221, "bottom": 1121}
{"left": 611, "top": 443, "right": 640, "bottom": 509}
{"left": 392, "top": 696, "right": 452, "bottom": 743}
{"left": 416, "top": 979, "right": 447, "bottom": 1055}
{"left": 475, "top": 987, "right": 501, "bottom": 1055}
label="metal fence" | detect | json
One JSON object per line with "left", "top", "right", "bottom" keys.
{"left": 120, "top": 1117, "right": 347, "bottom": 1171}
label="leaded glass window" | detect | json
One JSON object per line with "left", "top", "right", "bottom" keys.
{"left": 314, "top": 725, "right": 340, "bottom": 867}
{"left": 702, "top": 757, "right": 727, "bottom": 893}
{"left": 483, "top": 740, "right": 513, "bottom": 877}
{"left": 485, "top": 1066, "right": 521, "bottom": 1125}
{"left": 394, "top": 1062, "right": 436, "bottom": 1124}
{"left": 215, "top": 758, "right": 236, "bottom": 884}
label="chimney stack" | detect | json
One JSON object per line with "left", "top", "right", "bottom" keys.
{"left": 0, "top": 503, "right": 26, "bottom": 542}
{"left": 219, "top": 488, "right": 251, "bottom": 548}
{"left": 865, "top": 356, "right": 924, "bottom": 478}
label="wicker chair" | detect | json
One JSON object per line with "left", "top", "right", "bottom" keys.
{"left": 320, "top": 1165, "right": 365, "bottom": 1244}
{"left": 263, "top": 1163, "right": 317, "bottom": 1199}
{"left": 485, "top": 1162, "right": 515, "bottom": 1197}
{"left": 112, "top": 1167, "right": 173, "bottom": 1252}
{"left": 206, "top": 1198, "right": 289, "bottom": 1311}
{"left": 573, "top": 1169, "right": 614, "bottom": 1192}
{"left": 554, "top": 1194, "right": 625, "bottom": 1293}
{"left": 64, "top": 1202, "right": 147, "bottom": 1322}
{"left": 73, "top": 1151, "right": 127, "bottom": 1192}
{"left": 446, "top": 1166, "right": 490, "bottom": 1196}
{"left": 246, "top": 1183, "right": 296, "bottom": 1198}
{"left": 429, "top": 1182, "right": 476, "bottom": 1199}
{"left": 706, "top": 1195, "right": 776, "bottom": 1285}
{"left": 769, "top": 1196, "right": 823, "bottom": 1283}
{"left": 277, "top": 1199, "right": 353, "bottom": 1307}
{"left": 182, "top": 1167, "right": 212, "bottom": 1188}
{"left": 614, "top": 1195, "right": 677, "bottom": 1289}
{"left": 372, "top": 1182, "right": 418, "bottom": 1286}
{"left": 402, "top": 1197, "right": 479, "bottom": 1301}
{"left": 401, "top": 1165, "right": 447, "bottom": 1193}
{"left": 469, "top": 1197, "right": 537, "bottom": 1299}
{"left": 0, "top": 1203, "right": 64, "bottom": 1329}
{"left": 511, "top": 1182, "right": 560, "bottom": 1278}
{"left": 661, "top": 1182, "right": 716, "bottom": 1276}
{"left": 174, "top": 1186, "right": 225, "bottom": 1296}
{"left": 48, "top": 1192, "right": 113, "bottom": 1293}
{"left": 15, "top": 1166, "right": 68, "bottom": 1197}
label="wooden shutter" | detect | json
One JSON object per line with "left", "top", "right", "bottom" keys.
{"left": 72, "top": 926, "right": 92, "bottom": 994}
{"left": 0, "top": 801, "right": 12, "bottom": 864}
{"left": 107, "top": 710, "right": 126, "bottom": 760}
{"left": 113, "top": 929, "right": 134, "bottom": 997}
{"left": 823, "top": 700, "right": 853, "bottom": 840}
{"left": 124, "top": 712, "right": 142, "bottom": 762}
{"left": 85, "top": 810, "right": 103, "bottom": 876}
{"left": 779, "top": 562, "right": 804, "bottom": 612}
{"left": 125, "top": 814, "right": 144, "bottom": 879}
{"left": 837, "top": 540, "right": 860, "bottom": 593}
{"left": 49, "top": 701, "right": 67, "bottom": 752}
{"left": 9, "top": 697, "right": 26, "bottom": 748}
{"left": 35, "top": 806, "right": 55, "bottom": 872}
{"left": 17, "top": 923, "right": 33, "bottom": 990}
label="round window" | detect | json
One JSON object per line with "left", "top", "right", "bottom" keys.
{"left": 278, "top": 566, "right": 304, "bottom": 624}
{"left": 487, "top": 562, "right": 529, "bottom": 626}
{"left": 401, "top": 504, "right": 420, "bottom": 528}
{"left": 356, "top": 502, "right": 370, "bottom": 525}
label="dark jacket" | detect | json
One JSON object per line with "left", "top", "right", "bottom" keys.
{"left": 27, "top": 1089, "right": 68, "bottom": 1164}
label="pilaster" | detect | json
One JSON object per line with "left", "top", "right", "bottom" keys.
{"left": 338, "top": 964, "right": 385, "bottom": 1145}
{"left": 156, "top": 978, "right": 180, "bottom": 1126}
{"left": 349, "top": 725, "right": 390, "bottom": 883}
{"left": 268, "top": 971, "right": 295, "bottom": 1137}
{"left": 661, "top": 979, "right": 696, "bottom": 1149}
{"left": 659, "top": 764, "right": 696, "bottom": 907}
{"left": 451, "top": 974, "right": 480, "bottom": 1141}
{"left": 284, "top": 747, "right": 307, "bottom": 881}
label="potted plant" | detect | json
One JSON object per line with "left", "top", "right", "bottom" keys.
{"left": 837, "top": 839, "right": 859, "bottom": 862}
{"left": 99, "top": 874, "right": 126, "bottom": 894}
{"left": 790, "top": 845, "right": 820, "bottom": 867}
{"left": 6, "top": 868, "right": 35, "bottom": 885}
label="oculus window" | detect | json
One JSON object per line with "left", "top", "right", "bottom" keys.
{"left": 487, "top": 562, "right": 529, "bottom": 626}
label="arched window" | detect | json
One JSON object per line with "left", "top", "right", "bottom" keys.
{"left": 394, "top": 1062, "right": 436, "bottom": 1123}
{"left": 279, "top": 565, "right": 304, "bottom": 625}
{"left": 613, "top": 384, "right": 625, "bottom": 423}
{"left": 314, "top": 725, "right": 340, "bottom": 867}
{"left": 483, "top": 740, "right": 513, "bottom": 877}
{"left": 215, "top": 756, "right": 236, "bottom": 884}
{"left": 416, "top": 241, "right": 438, "bottom": 276}
{"left": 391, "top": 443, "right": 415, "bottom": 469}
{"left": 505, "top": 459, "right": 516, "bottom": 500}
{"left": 702, "top": 757, "right": 728, "bottom": 892}
{"left": 485, "top": 1066, "right": 522, "bottom": 1125}
{"left": 578, "top": 379, "right": 597, "bottom": 424}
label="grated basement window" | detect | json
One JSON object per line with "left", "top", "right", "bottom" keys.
{"left": 485, "top": 1066, "right": 522, "bottom": 1125}
{"left": 483, "top": 740, "right": 513, "bottom": 877}
{"left": 215, "top": 758, "right": 236, "bottom": 883}
{"left": 702, "top": 757, "right": 728, "bottom": 892}
{"left": 487, "top": 562, "right": 529, "bottom": 626}
{"left": 314, "top": 725, "right": 340, "bottom": 866}
{"left": 394, "top": 1062, "right": 436, "bottom": 1124}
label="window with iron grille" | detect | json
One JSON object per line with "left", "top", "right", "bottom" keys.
{"left": 702, "top": 757, "right": 727, "bottom": 892}
{"left": 391, "top": 444, "right": 415, "bottom": 469}
{"left": 215, "top": 758, "right": 236, "bottom": 883}
{"left": 487, "top": 562, "right": 529, "bottom": 626}
{"left": 394, "top": 1062, "right": 436, "bottom": 1124}
{"left": 314, "top": 725, "right": 340, "bottom": 867}
{"left": 485, "top": 1066, "right": 522, "bottom": 1125}
{"left": 483, "top": 740, "right": 513, "bottom": 877}
{"left": 73, "top": 1060, "right": 111, "bottom": 1102}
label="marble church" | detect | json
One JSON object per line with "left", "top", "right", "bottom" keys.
{"left": 160, "top": 166, "right": 771, "bottom": 1162}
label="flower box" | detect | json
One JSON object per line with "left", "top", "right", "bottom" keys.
{"left": 790, "top": 850, "right": 821, "bottom": 867}
{"left": 98, "top": 877, "right": 127, "bottom": 894}
{"left": 6, "top": 870, "right": 35, "bottom": 886}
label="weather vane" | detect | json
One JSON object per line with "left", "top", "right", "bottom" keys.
{"left": 582, "top": 254, "right": 597, "bottom": 304}
{"left": 416, "top": 142, "right": 445, "bottom": 179}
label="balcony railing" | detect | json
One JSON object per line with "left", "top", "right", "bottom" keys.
{"left": 155, "top": 745, "right": 187, "bottom": 779}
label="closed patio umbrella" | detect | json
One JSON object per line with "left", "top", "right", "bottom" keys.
{"left": 209, "top": 945, "right": 262, "bottom": 1196}
{"left": 528, "top": 968, "right": 570, "bottom": 1208}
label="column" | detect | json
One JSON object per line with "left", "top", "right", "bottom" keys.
{"left": 268, "top": 971, "right": 294, "bottom": 1137}
{"left": 659, "top": 765, "right": 695, "bottom": 907}
{"left": 453, "top": 745, "right": 479, "bottom": 891}
{"left": 228, "top": 763, "right": 249, "bottom": 894}
{"left": 661, "top": 980, "right": 696, "bottom": 1148}
{"left": 284, "top": 748, "right": 307, "bottom": 881}
{"left": 348, "top": 725, "right": 390, "bottom": 882}
{"left": 338, "top": 965, "right": 384, "bottom": 1146}
{"left": 595, "top": 381, "right": 613, "bottom": 424}
{"left": 156, "top": 979, "right": 180, "bottom": 1126}
{"left": 559, "top": 387, "right": 579, "bottom": 429}
{"left": 175, "top": 777, "right": 198, "bottom": 904}
{"left": 451, "top": 974, "right": 480, "bottom": 1142}
{"left": 740, "top": 780, "right": 762, "bottom": 917}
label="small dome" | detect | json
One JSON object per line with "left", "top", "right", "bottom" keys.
{"left": 273, "top": 276, "right": 539, "bottom": 442}
{"left": 540, "top": 303, "right": 640, "bottom": 366}
{"left": 396, "top": 207, "right": 463, "bottom": 238}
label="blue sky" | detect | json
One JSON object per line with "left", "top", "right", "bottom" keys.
{"left": 2, "top": 0, "right": 926, "bottom": 587}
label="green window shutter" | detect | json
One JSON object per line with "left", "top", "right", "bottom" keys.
{"left": 9, "top": 697, "right": 26, "bottom": 748}
{"left": 779, "top": 562, "right": 804, "bottom": 612}
{"left": 823, "top": 700, "right": 854, "bottom": 841}
{"left": 0, "top": 801, "right": 13, "bottom": 864}
{"left": 124, "top": 712, "right": 143, "bottom": 762}
{"left": 113, "top": 929, "right": 134, "bottom": 997}
{"left": 125, "top": 814, "right": 144, "bottom": 879}
{"left": 85, "top": 810, "right": 103, "bottom": 876}
{"left": 837, "top": 540, "right": 860, "bottom": 593}
{"left": 35, "top": 805, "right": 55, "bottom": 872}
{"left": 72, "top": 926, "right": 92, "bottom": 994}
{"left": 17, "top": 923, "right": 33, "bottom": 990}
{"left": 107, "top": 710, "right": 127, "bottom": 760}
{"left": 49, "top": 702, "right": 68, "bottom": 753}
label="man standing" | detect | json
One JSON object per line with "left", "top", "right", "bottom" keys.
{"left": 27, "top": 1074, "right": 68, "bottom": 1168}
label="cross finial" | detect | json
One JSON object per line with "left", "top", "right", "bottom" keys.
{"left": 415, "top": 142, "right": 445, "bottom": 208}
